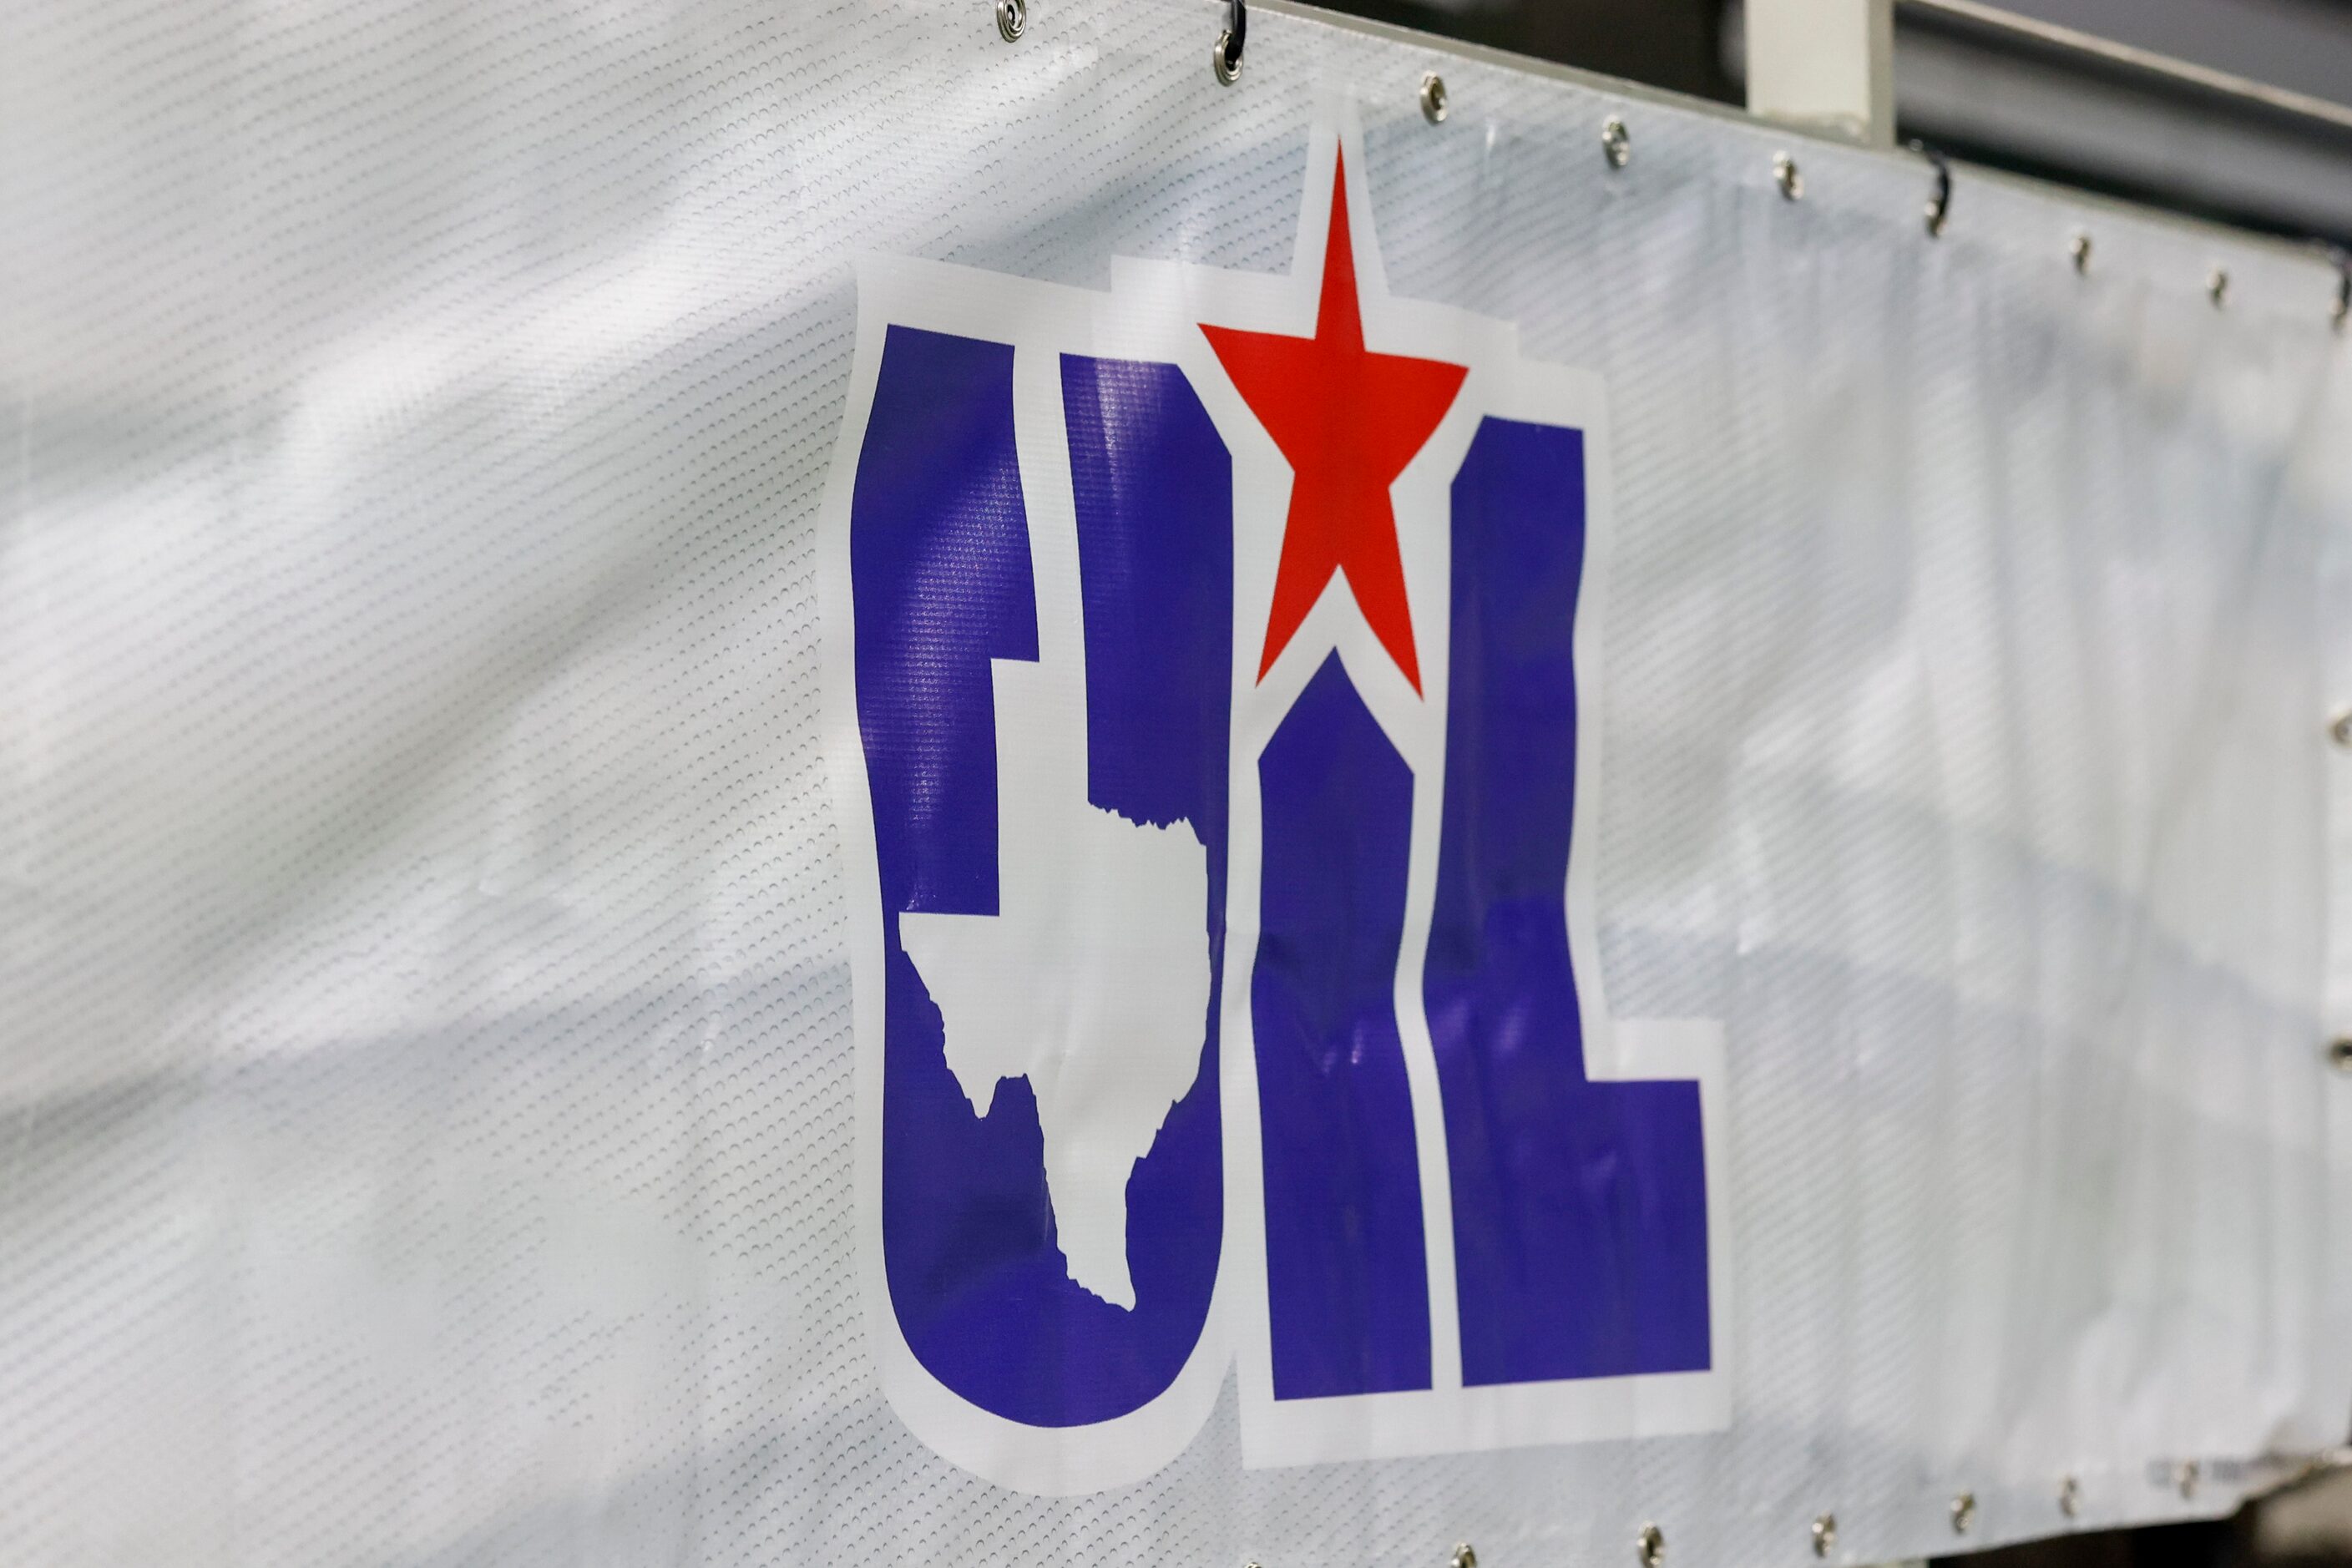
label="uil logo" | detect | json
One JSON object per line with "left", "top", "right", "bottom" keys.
{"left": 818, "top": 121, "right": 1730, "bottom": 1495}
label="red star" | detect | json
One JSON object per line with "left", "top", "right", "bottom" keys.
{"left": 1202, "top": 154, "right": 1466, "bottom": 695}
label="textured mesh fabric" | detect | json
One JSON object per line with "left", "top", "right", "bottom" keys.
{"left": 4, "top": 1, "right": 2350, "bottom": 1564}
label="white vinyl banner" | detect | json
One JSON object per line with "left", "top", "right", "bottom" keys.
{"left": 5, "top": 1, "right": 2352, "bottom": 1564}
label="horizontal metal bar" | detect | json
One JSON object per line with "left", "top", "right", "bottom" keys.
{"left": 1263, "top": 0, "right": 2343, "bottom": 266}
{"left": 1253, "top": 0, "right": 1768, "bottom": 133}
{"left": 1899, "top": 58, "right": 2352, "bottom": 247}
{"left": 1896, "top": 0, "right": 2352, "bottom": 139}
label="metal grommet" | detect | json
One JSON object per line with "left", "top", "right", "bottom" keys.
{"left": 1774, "top": 152, "right": 1803, "bottom": 201}
{"left": 2059, "top": 1475, "right": 2081, "bottom": 1518}
{"left": 1212, "top": 0, "right": 1245, "bottom": 84}
{"left": 1450, "top": 1545, "right": 1477, "bottom": 1568}
{"left": 1811, "top": 1514, "right": 1837, "bottom": 1558}
{"left": 2071, "top": 232, "right": 2093, "bottom": 276}
{"left": 1601, "top": 115, "right": 1631, "bottom": 169}
{"left": 994, "top": 0, "right": 1025, "bottom": 42}
{"left": 2177, "top": 1460, "right": 2200, "bottom": 1499}
{"left": 1950, "top": 1492, "right": 1976, "bottom": 1535}
{"left": 1636, "top": 1523, "right": 1665, "bottom": 1568}
{"left": 2208, "top": 269, "right": 2229, "bottom": 308}
{"left": 2329, "top": 1037, "right": 2352, "bottom": 1073}
{"left": 1420, "top": 73, "right": 1448, "bottom": 124}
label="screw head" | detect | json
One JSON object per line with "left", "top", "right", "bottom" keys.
{"left": 2329, "top": 1038, "right": 2352, "bottom": 1073}
{"left": 1774, "top": 153, "right": 1803, "bottom": 200}
{"left": 1420, "top": 73, "right": 1449, "bottom": 124}
{"left": 1636, "top": 1523, "right": 1665, "bottom": 1568}
{"left": 1451, "top": 1545, "right": 1477, "bottom": 1568}
{"left": 1950, "top": 1492, "right": 1976, "bottom": 1534}
{"left": 1601, "top": 115, "right": 1631, "bottom": 169}
{"left": 2208, "top": 269, "right": 2229, "bottom": 308}
{"left": 2332, "top": 710, "right": 2352, "bottom": 748}
{"left": 994, "top": 0, "right": 1025, "bottom": 42}
{"left": 2071, "top": 232, "right": 2092, "bottom": 275}
{"left": 1811, "top": 1514, "right": 1837, "bottom": 1558}
{"left": 2059, "top": 1475, "right": 2081, "bottom": 1518}
{"left": 1211, "top": 28, "right": 1241, "bottom": 84}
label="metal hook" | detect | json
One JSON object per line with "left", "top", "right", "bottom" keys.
{"left": 1909, "top": 139, "right": 1951, "bottom": 238}
{"left": 1214, "top": 0, "right": 1246, "bottom": 84}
